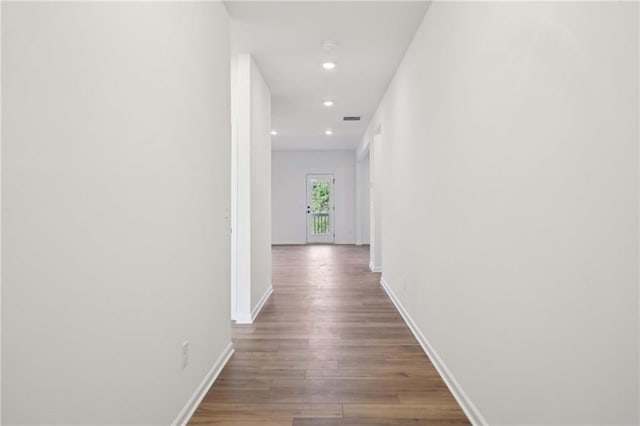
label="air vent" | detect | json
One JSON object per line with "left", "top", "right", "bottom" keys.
{"left": 343, "top": 116, "right": 361, "bottom": 121}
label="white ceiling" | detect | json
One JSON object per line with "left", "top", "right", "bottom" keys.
{"left": 226, "top": 1, "right": 430, "bottom": 151}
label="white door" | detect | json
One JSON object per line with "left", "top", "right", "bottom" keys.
{"left": 306, "top": 174, "right": 335, "bottom": 243}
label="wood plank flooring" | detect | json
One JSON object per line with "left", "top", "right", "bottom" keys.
{"left": 189, "top": 245, "right": 469, "bottom": 426}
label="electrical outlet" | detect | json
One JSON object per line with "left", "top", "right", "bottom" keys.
{"left": 182, "top": 341, "right": 189, "bottom": 369}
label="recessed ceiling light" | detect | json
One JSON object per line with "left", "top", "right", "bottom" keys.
{"left": 270, "top": 130, "right": 278, "bottom": 135}
{"left": 323, "top": 100, "right": 334, "bottom": 107}
{"left": 322, "top": 62, "right": 336, "bottom": 70}
{"left": 325, "top": 129, "right": 333, "bottom": 135}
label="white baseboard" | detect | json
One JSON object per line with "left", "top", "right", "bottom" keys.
{"left": 172, "top": 341, "right": 234, "bottom": 426}
{"left": 235, "top": 285, "right": 273, "bottom": 324}
{"left": 273, "top": 241, "right": 358, "bottom": 246}
{"left": 380, "top": 277, "right": 487, "bottom": 426}
{"left": 234, "top": 312, "right": 252, "bottom": 324}
{"left": 369, "top": 261, "right": 381, "bottom": 272}
{"left": 251, "top": 285, "right": 273, "bottom": 322}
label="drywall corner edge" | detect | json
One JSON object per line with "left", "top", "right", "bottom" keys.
{"left": 235, "top": 285, "right": 273, "bottom": 325}
{"left": 380, "top": 277, "right": 487, "bottom": 426}
{"left": 0, "top": 0, "right": 4, "bottom": 421}
{"left": 234, "top": 313, "right": 252, "bottom": 324}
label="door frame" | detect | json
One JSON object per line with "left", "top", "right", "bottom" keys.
{"left": 306, "top": 174, "right": 335, "bottom": 244}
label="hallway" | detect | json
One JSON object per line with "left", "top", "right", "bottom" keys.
{"left": 190, "top": 245, "right": 468, "bottom": 425}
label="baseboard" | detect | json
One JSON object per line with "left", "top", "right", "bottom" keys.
{"left": 251, "top": 285, "right": 273, "bottom": 322}
{"left": 172, "top": 341, "right": 234, "bottom": 426}
{"left": 369, "top": 261, "right": 381, "bottom": 272}
{"left": 234, "top": 312, "right": 252, "bottom": 324}
{"left": 235, "top": 285, "right": 273, "bottom": 324}
{"left": 380, "top": 277, "right": 487, "bottom": 426}
{"left": 273, "top": 241, "right": 357, "bottom": 245}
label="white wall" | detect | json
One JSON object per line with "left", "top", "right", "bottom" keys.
{"left": 233, "top": 54, "right": 272, "bottom": 323}
{"left": 2, "top": 3, "right": 232, "bottom": 424}
{"left": 361, "top": 2, "right": 639, "bottom": 424}
{"left": 370, "top": 135, "right": 383, "bottom": 271}
{"left": 230, "top": 54, "right": 239, "bottom": 322}
{"left": 357, "top": 153, "right": 370, "bottom": 245}
{"left": 249, "top": 58, "right": 272, "bottom": 314}
{"left": 272, "top": 151, "right": 356, "bottom": 245}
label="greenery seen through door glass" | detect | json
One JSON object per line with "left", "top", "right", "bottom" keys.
{"left": 311, "top": 180, "right": 330, "bottom": 234}
{"left": 311, "top": 181, "right": 330, "bottom": 212}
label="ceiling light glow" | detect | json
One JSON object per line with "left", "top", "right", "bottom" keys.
{"left": 322, "top": 40, "right": 339, "bottom": 51}
{"left": 322, "top": 62, "right": 336, "bottom": 70}
{"left": 325, "top": 129, "right": 333, "bottom": 135}
{"left": 270, "top": 130, "right": 278, "bottom": 135}
{"left": 323, "top": 100, "right": 334, "bottom": 107}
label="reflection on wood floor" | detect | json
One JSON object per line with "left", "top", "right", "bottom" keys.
{"left": 189, "top": 244, "right": 469, "bottom": 426}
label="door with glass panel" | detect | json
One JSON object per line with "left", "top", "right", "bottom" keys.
{"left": 306, "top": 174, "right": 335, "bottom": 243}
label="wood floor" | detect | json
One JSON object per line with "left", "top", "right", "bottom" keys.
{"left": 189, "top": 245, "right": 469, "bottom": 426}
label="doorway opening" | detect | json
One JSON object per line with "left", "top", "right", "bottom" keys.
{"left": 306, "top": 174, "right": 335, "bottom": 243}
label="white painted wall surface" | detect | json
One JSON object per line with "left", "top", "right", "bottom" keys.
{"left": 249, "top": 58, "right": 272, "bottom": 313}
{"left": 230, "top": 54, "right": 239, "bottom": 321}
{"left": 370, "top": 135, "right": 382, "bottom": 271}
{"left": 361, "top": 2, "right": 639, "bottom": 424}
{"left": 233, "top": 55, "right": 272, "bottom": 323}
{"left": 358, "top": 154, "right": 370, "bottom": 245}
{"left": 234, "top": 54, "right": 252, "bottom": 323}
{"left": 272, "top": 151, "right": 356, "bottom": 245}
{"left": 2, "top": 3, "right": 232, "bottom": 424}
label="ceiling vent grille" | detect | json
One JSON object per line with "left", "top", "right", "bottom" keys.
{"left": 343, "top": 116, "right": 361, "bottom": 121}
